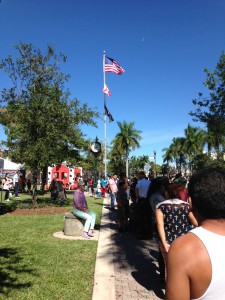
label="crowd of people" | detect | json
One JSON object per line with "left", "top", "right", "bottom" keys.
{"left": 1, "top": 165, "right": 225, "bottom": 299}
{"left": 86, "top": 172, "right": 193, "bottom": 239}
{"left": 0, "top": 171, "right": 32, "bottom": 201}
{"left": 85, "top": 168, "right": 225, "bottom": 300}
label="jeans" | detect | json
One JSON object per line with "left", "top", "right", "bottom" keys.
{"left": 73, "top": 209, "right": 96, "bottom": 233}
{"left": 109, "top": 192, "right": 117, "bottom": 209}
{"left": 14, "top": 182, "right": 19, "bottom": 197}
{"left": 4, "top": 189, "right": 9, "bottom": 200}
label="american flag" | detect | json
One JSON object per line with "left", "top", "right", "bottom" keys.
{"left": 104, "top": 56, "right": 125, "bottom": 75}
{"left": 103, "top": 84, "right": 111, "bottom": 96}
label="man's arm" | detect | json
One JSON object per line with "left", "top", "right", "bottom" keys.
{"left": 108, "top": 180, "right": 112, "bottom": 192}
{"left": 166, "top": 236, "right": 191, "bottom": 300}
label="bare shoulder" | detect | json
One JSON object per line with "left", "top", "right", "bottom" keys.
{"left": 166, "top": 231, "right": 211, "bottom": 300}
{"left": 168, "top": 231, "right": 211, "bottom": 285}
{"left": 168, "top": 232, "right": 207, "bottom": 269}
{"left": 169, "top": 232, "right": 198, "bottom": 251}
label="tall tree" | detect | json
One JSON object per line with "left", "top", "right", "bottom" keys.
{"left": 163, "top": 137, "right": 186, "bottom": 173}
{"left": 107, "top": 147, "right": 126, "bottom": 176}
{"left": 183, "top": 124, "right": 206, "bottom": 173}
{"left": 112, "top": 121, "right": 142, "bottom": 177}
{"left": 136, "top": 155, "right": 150, "bottom": 170}
{"left": 162, "top": 146, "right": 174, "bottom": 166}
{"left": 0, "top": 42, "right": 99, "bottom": 203}
{"left": 190, "top": 52, "right": 225, "bottom": 158}
{"left": 128, "top": 155, "right": 150, "bottom": 177}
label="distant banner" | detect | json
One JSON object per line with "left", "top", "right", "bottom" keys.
{"left": 0, "top": 170, "right": 17, "bottom": 177}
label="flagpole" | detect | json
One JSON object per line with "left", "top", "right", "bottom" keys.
{"left": 103, "top": 50, "right": 107, "bottom": 177}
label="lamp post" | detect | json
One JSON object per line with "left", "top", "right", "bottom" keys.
{"left": 153, "top": 150, "right": 156, "bottom": 177}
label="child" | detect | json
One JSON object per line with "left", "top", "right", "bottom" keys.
{"left": 116, "top": 181, "right": 129, "bottom": 232}
{"left": 2, "top": 173, "right": 13, "bottom": 202}
{"left": 95, "top": 179, "right": 102, "bottom": 197}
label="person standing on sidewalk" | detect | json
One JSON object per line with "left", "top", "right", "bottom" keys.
{"left": 73, "top": 180, "right": 96, "bottom": 240}
{"left": 100, "top": 176, "right": 108, "bottom": 198}
{"left": 166, "top": 167, "right": 225, "bottom": 300}
{"left": 13, "top": 171, "right": 20, "bottom": 198}
{"left": 116, "top": 180, "right": 129, "bottom": 232}
{"left": 108, "top": 175, "right": 118, "bottom": 211}
{"left": 156, "top": 183, "right": 198, "bottom": 281}
{"left": 135, "top": 171, "right": 152, "bottom": 239}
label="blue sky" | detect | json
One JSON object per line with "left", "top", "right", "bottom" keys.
{"left": 1, "top": 0, "right": 225, "bottom": 165}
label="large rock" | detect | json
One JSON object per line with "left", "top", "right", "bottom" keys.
{"left": 64, "top": 212, "right": 85, "bottom": 236}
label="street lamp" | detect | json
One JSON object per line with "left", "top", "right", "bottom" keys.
{"left": 153, "top": 150, "right": 156, "bottom": 177}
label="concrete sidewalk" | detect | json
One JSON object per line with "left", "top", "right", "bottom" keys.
{"left": 92, "top": 197, "right": 165, "bottom": 300}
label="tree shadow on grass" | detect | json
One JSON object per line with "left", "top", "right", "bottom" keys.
{"left": 0, "top": 204, "right": 13, "bottom": 215}
{"left": 0, "top": 247, "right": 37, "bottom": 297}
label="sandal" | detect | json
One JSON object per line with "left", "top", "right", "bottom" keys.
{"left": 82, "top": 232, "right": 90, "bottom": 239}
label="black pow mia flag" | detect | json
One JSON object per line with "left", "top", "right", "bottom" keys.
{"left": 104, "top": 104, "right": 114, "bottom": 122}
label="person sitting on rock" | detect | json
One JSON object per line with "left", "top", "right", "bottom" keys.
{"left": 73, "top": 181, "right": 96, "bottom": 240}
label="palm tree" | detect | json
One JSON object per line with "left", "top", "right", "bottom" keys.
{"left": 107, "top": 147, "right": 125, "bottom": 176}
{"left": 162, "top": 146, "right": 174, "bottom": 165}
{"left": 162, "top": 146, "right": 174, "bottom": 176}
{"left": 136, "top": 155, "right": 150, "bottom": 170}
{"left": 184, "top": 124, "right": 205, "bottom": 155}
{"left": 164, "top": 137, "right": 186, "bottom": 173}
{"left": 206, "top": 118, "right": 225, "bottom": 159}
{"left": 128, "top": 156, "right": 138, "bottom": 176}
{"left": 112, "top": 121, "right": 142, "bottom": 177}
{"left": 183, "top": 124, "right": 206, "bottom": 173}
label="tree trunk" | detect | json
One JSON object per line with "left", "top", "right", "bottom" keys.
{"left": 40, "top": 166, "right": 48, "bottom": 194}
{"left": 126, "top": 158, "right": 129, "bottom": 177}
{"left": 32, "top": 171, "right": 38, "bottom": 207}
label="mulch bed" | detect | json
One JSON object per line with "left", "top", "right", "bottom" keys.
{"left": 8, "top": 207, "right": 70, "bottom": 216}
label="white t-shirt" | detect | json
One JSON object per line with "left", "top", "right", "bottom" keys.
{"left": 135, "top": 178, "right": 150, "bottom": 198}
{"left": 13, "top": 173, "right": 19, "bottom": 185}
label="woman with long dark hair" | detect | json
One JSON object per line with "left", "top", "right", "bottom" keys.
{"left": 155, "top": 183, "right": 198, "bottom": 280}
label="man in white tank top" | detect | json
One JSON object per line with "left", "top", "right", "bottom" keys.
{"left": 166, "top": 167, "right": 225, "bottom": 300}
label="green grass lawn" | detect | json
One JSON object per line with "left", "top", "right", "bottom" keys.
{"left": 0, "top": 190, "right": 103, "bottom": 300}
